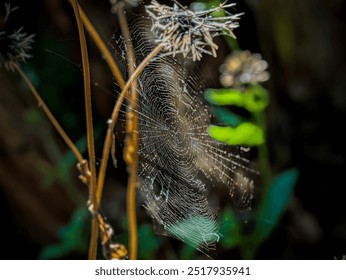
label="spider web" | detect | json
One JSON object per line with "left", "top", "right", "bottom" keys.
{"left": 112, "top": 14, "right": 257, "bottom": 256}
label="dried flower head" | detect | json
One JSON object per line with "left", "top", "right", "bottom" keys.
{"left": 146, "top": 0, "right": 241, "bottom": 61}
{"left": 109, "top": 0, "right": 142, "bottom": 13}
{"left": 220, "top": 50, "right": 270, "bottom": 87}
{"left": 0, "top": 3, "right": 34, "bottom": 71}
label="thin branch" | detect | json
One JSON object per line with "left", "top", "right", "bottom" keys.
{"left": 117, "top": 5, "right": 136, "bottom": 88}
{"left": 14, "top": 63, "right": 84, "bottom": 163}
{"left": 69, "top": 0, "right": 98, "bottom": 260}
{"left": 77, "top": 4, "right": 126, "bottom": 90}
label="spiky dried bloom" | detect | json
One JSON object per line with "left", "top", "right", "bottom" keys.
{"left": 220, "top": 50, "right": 270, "bottom": 87}
{"left": 146, "top": 0, "right": 241, "bottom": 61}
{"left": 0, "top": 3, "right": 34, "bottom": 71}
{"left": 109, "top": 0, "right": 142, "bottom": 13}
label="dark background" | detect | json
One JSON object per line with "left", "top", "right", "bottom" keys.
{"left": 0, "top": 0, "right": 345, "bottom": 259}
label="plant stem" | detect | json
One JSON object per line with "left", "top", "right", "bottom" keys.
{"left": 96, "top": 44, "right": 163, "bottom": 212}
{"left": 14, "top": 64, "right": 84, "bottom": 163}
{"left": 117, "top": 5, "right": 136, "bottom": 90}
{"left": 77, "top": 4, "right": 126, "bottom": 90}
{"left": 126, "top": 160, "right": 138, "bottom": 259}
{"left": 117, "top": 4, "right": 139, "bottom": 260}
{"left": 69, "top": 0, "right": 98, "bottom": 260}
{"left": 224, "top": 36, "right": 240, "bottom": 51}
{"left": 254, "top": 111, "right": 272, "bottom": 199}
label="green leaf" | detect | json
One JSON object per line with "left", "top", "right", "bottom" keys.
{"left": 245, "top": 85, "right": 270, "bottom": 113}
{"left": 208, "top": 123, "right": 265, "bottom": 146}
{"left": 205, "top": 88, "right": 244, "bottom": 106}
{"left": 39, "top": 207, "right": 89, "bottom": 259}
{"left": 205, "top": 85, "right": 269, "bottom": 113}
{"left": 256, "top": 169, "right": 299, "bottom": 241}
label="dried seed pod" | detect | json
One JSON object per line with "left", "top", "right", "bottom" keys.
{"left": 146, "top": 0, "right": 241, "bottom": 61}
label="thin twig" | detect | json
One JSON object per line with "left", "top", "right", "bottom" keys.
{"left": 117, "top": 5, "right": 136, "bottom": 87}
{"left": 69, "top": 0, "right": 98, "bottom": 260}
{"left": 77, "top": 4, "right": 126, "bottom": 90}
{"left": 117, "top": 4, "right": 139, "bottom": 260}
{"left": 14, "top": 63, "right": 84, "bottom": 163}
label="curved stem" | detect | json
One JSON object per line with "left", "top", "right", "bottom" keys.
{"left": 14, "top": 64, "right": 84, "bottom": 163}
{"left": 96, "top": 44, "right": 163, "bottom": 210}
{"left": 69, "top": 0, "right": 98, "bottom": 260}
{"left": 78, "top": 4, "right": 126, "bottom": 90}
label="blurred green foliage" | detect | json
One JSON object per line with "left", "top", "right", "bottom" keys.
{"left": 203, "top": 75, "right": 299, "bottom": 258}
{"left": 205, "top": 85, "right": 269, "bottom": 113}
{"left": 137, "top": 225, "right": 161, "bottom": 260}
{"left": 208, "top": 123, "right": 264, "bottom": 146}
{"left": 39, "top": 207, "right": 89, "bottom": 259}
{"left": 205, "top": 85, "right": 268, "bottom": 147}
{"left": 203, "top": 72, "right": 299, "bottom": 258}
{"left": 256, "top": 169, "right": 299, "bottom": 241}
{"left": 198, "top": 0, "right": 299, "bottom": 258}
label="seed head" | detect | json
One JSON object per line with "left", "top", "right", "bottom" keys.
{"left": 0, "top": 3, "right": 34, "bottom": 71}
{"left": 219, "top": 50, "right": 270, "bottom": 87}
{"left": 146, "top": 0, "right": 241, "bottom": 61}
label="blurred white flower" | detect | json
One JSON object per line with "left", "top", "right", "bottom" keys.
{"left": 220, "top": 50, "right": 270, "bottom": 87}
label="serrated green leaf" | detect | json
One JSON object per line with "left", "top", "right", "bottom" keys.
{"left": 256, "top": 169, "right": 299, "bottom": 241}
{"left": 208, "top": 123, "right": 265, "bottom": 146}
